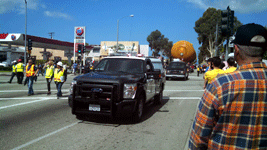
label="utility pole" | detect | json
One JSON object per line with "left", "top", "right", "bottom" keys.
{"left": 48, "top": 32, "right": 55, "bottom": 39}
{"left": 24, "top": 0, "right": 27, "bottom": 65}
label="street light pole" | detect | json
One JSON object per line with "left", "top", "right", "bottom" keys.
{"left": 116, "top": 14, "right": 134, "bottom": 52}
{"left": 24, "top": 0, "right": 27, "bottom": 65}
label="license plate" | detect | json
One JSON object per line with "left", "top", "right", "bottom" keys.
{"left": 89, "top": 104, "right": 100, "bottom": 111}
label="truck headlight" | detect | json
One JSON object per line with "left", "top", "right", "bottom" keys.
{"left": 181, "top": 71, "right": 184, "bottom": 74}
{"left": 70, "top": 80, "right": 77, "bottom": 94}
{"left": 167, "top": 70, "right": 170, "bottom": 73}
{"left": 123, "top": 83, "right": 137, "bottom": 99}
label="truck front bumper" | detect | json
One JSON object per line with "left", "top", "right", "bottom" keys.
{"left": 72, "top": 96, "right": 137, "bottom": 117}
{"left": 166, "top": 74, "right": 185, "bottom": 78}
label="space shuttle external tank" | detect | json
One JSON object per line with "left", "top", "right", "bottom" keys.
{"left": 171, "top": 40, "right": 196, "bottom": 62}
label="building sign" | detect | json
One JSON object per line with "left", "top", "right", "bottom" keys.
{"left": 76, "top": 27, "right": 84, "bottom": 36}
{"left": 100, "top": 41, "right": 139, "bottom": 56}
{"left": 11, "top": 35, "right": 16, "bottom": 40}
{"left": 74, "top": 26, "right": 86, "bottom": 53}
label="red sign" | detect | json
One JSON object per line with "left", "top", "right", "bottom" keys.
{"left": 11, "top": 35, "right": 16, "bottom": 40}
{"left": 76, "top": 28, "right": 84, "bottom": 36}
{"left": 0, "top": 33, "right": 8, "bottom": 39}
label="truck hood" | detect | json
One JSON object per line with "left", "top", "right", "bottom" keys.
{"left": 76, "top": 71, "right": 144, "bottom": 83}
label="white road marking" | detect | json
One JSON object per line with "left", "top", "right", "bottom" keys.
{"left": 0, "top": 89, "right": 69, "bottom": 92}
{"left": 164, "top": 90, "right": 204, "bottom": 92}
{"left": 11, "top": 122, "right": 79, "bottom": 150}
{"left": 0, "top": 97, "right": 68, "bottom": 110}
{"left": 169, "top": 97, "right": 201, "bottom": 100}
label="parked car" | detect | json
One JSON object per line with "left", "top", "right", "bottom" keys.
{"left": 149, "top": 57, "right": 166, "bottom": 90}
{"left": 0, "top": 61, "right": 10, "bottom": 67}
{"left": 69, "top": 56, "right": 164, "bottom": 122}
{"left": 166, "top": 61, "right": 189, "bottom": 80}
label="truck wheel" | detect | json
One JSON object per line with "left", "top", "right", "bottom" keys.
{"left": 132, "top": 95, "right": 144, "bottom": 122}
{"left": 154, "top": 88, "right": 163, "bottom": 105}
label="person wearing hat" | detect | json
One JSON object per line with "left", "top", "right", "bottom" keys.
{"left": 8, "top": 60, "right": 17, "bottom": 83}
{"left": 54, "top": 61, "right": 67, "bottom": 99}
{"left": 25, "top": 59, "right": 39, "bottom": 96}
{"left": 189, "top": 23, "right": 267, "bottom": 150}
{"left": 16, "top": 59, "right": 24, "bottom": 84}
{"left": 43, "top": 61, "right": 54, "bottom": 95}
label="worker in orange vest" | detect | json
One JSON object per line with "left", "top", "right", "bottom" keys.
{"left": 25, "top": 59, "right": 39, "bottom": 96}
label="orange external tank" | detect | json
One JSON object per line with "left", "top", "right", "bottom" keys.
{"left": 171, "top": 40, "right": 196, "bottom": 62}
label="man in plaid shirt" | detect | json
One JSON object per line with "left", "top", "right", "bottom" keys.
{"left": 189, "top": 23, "right": 267, "bottom": 149}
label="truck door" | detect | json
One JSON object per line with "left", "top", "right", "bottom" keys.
{"left": 145, "top": 61, "right": 155, "bottom": 101}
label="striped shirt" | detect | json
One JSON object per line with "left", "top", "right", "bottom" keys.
{"left": 189, "top": 62, "right": 267, "bottom": 150}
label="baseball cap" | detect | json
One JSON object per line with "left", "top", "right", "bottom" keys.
{"left": 18, "top": 59, "right": 22, "bottom": 62}
{"left": 57, "top": 61, "right": 63, "bottom": 66}
{"left": 231, "top": 23, "right": 267, "bottom": 48}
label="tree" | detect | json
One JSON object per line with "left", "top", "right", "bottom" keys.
{"left": 194, "top": 7, "right": 242, "bottom": 63}
{"left": 161, "top": 39, "right": 173, "bottom": 59}
{"left": 147, "top": 30, "right": 165, "bottom": 56}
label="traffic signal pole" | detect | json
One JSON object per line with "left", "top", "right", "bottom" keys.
{"left": 221, "top": 6, "right": 234, "bottom": 61}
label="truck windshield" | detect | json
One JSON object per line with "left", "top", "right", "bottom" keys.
{"left": 168, "top": 62, "right": 185, "bottom": 69}
{"left": 152, "top": 62, "right": 163, "bottom": 71}
{"left": 94, "top": 58, "right": 144, "bottom": 74}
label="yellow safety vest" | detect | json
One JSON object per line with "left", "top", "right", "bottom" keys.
{"left": 12, "top": 65, "right": 16, "bottom": 72}
{"left": 16, "top": 63, "right": 24, "bottom": 72}
{"left": 54, "top": 68, "right": 65, "bottom": 82}
{"left": 26, "top": 65, "right": 35, "bottom": 77}
{"left": 45, "top": 65, "right": 54, "bottom": 78}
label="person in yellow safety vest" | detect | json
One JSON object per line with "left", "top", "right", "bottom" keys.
{"left": 8, "top": 61, "right": 17, "bottom": 83}
{"left": 204, "top": 57, "right": 224, "bottom": 89}
{"left": 54, "top": 61, "right": 67, "bottom": 99}
{"left": 25, "top": 59, "right": 39, "bottom": 96}
{"left": 43, "top": 61, "right": 54, "bottom": 95}
{"left": 16, "top": 59, "right": 24, "bottom": 84}
{"left": 224, "top": 57, "right": 237, "bottom": 74}
{"left": 197, "top": 66, "right": 200, "bottom": 76}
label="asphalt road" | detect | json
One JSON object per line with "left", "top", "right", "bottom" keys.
{"left": 0, "top": 71, "right": 205, "bottom": 150}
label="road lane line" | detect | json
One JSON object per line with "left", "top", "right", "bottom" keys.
{"left": 11, "top": 122, "right": 79, "bottom": 150}
{"left": 0, "top": 89, "right": 69, "bottom": 92}
{"left": 0, "top": 97, "right": 67, "bottom": 110}
{"left": 169, "top": 97, "right": 201, "bottom": 100}
{"left": 164, "top": 90, "right": 204, "bottom": 92}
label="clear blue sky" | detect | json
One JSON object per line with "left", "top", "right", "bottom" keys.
{"left": 1, "top": 0, "right": 267, "bottom": 57}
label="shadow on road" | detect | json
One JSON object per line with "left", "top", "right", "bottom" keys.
{"left": 76, "top": 96, "right": 170, "bottom": 125}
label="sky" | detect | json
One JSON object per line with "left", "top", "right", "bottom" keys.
{"left": 1, "top": 0, "right": 267, "bottom": 57}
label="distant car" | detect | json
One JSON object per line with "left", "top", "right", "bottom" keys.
{"left": 0, "top": 62, "right": 10, "bottom": 67}
{"left": 166, "top": 61, "right": 189, "bottom": 80}
{"left": 149, "top": 57, "right": 166, "bottom": 90}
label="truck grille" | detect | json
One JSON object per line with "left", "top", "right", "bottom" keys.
{"left": 73, "top": 82, "right": 120, "bottom": 116}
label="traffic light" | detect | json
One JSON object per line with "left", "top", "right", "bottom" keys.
{"left": 82, "top": 45, "right": 86, "bottom": 53}
{"left": 28, "top": 38, "right": 32, "bottom": 53}
{"left": 77, "top": 56, "right": 81, "bottom": 63}
{"left": 221, "top": 9, "right": 229, "bottom": 36}
{"left": 221, "top": 6, "right": 234, "bottom": 37}
{"left": 78, "top": 44, "right": 82, "bottom": 53}
{"left": 229, "top": 10, "right": 234, "bottom": 36}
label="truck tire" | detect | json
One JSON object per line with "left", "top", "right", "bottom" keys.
{"left": 154, "top": 87, "right": 163, "bottom": 105}
{"left": 132, "top": 95, "right": 145, "bottom": 123}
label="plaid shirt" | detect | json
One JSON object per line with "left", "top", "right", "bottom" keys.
{"left": 189, "top": 62, "right": 267, "bottom": 150}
